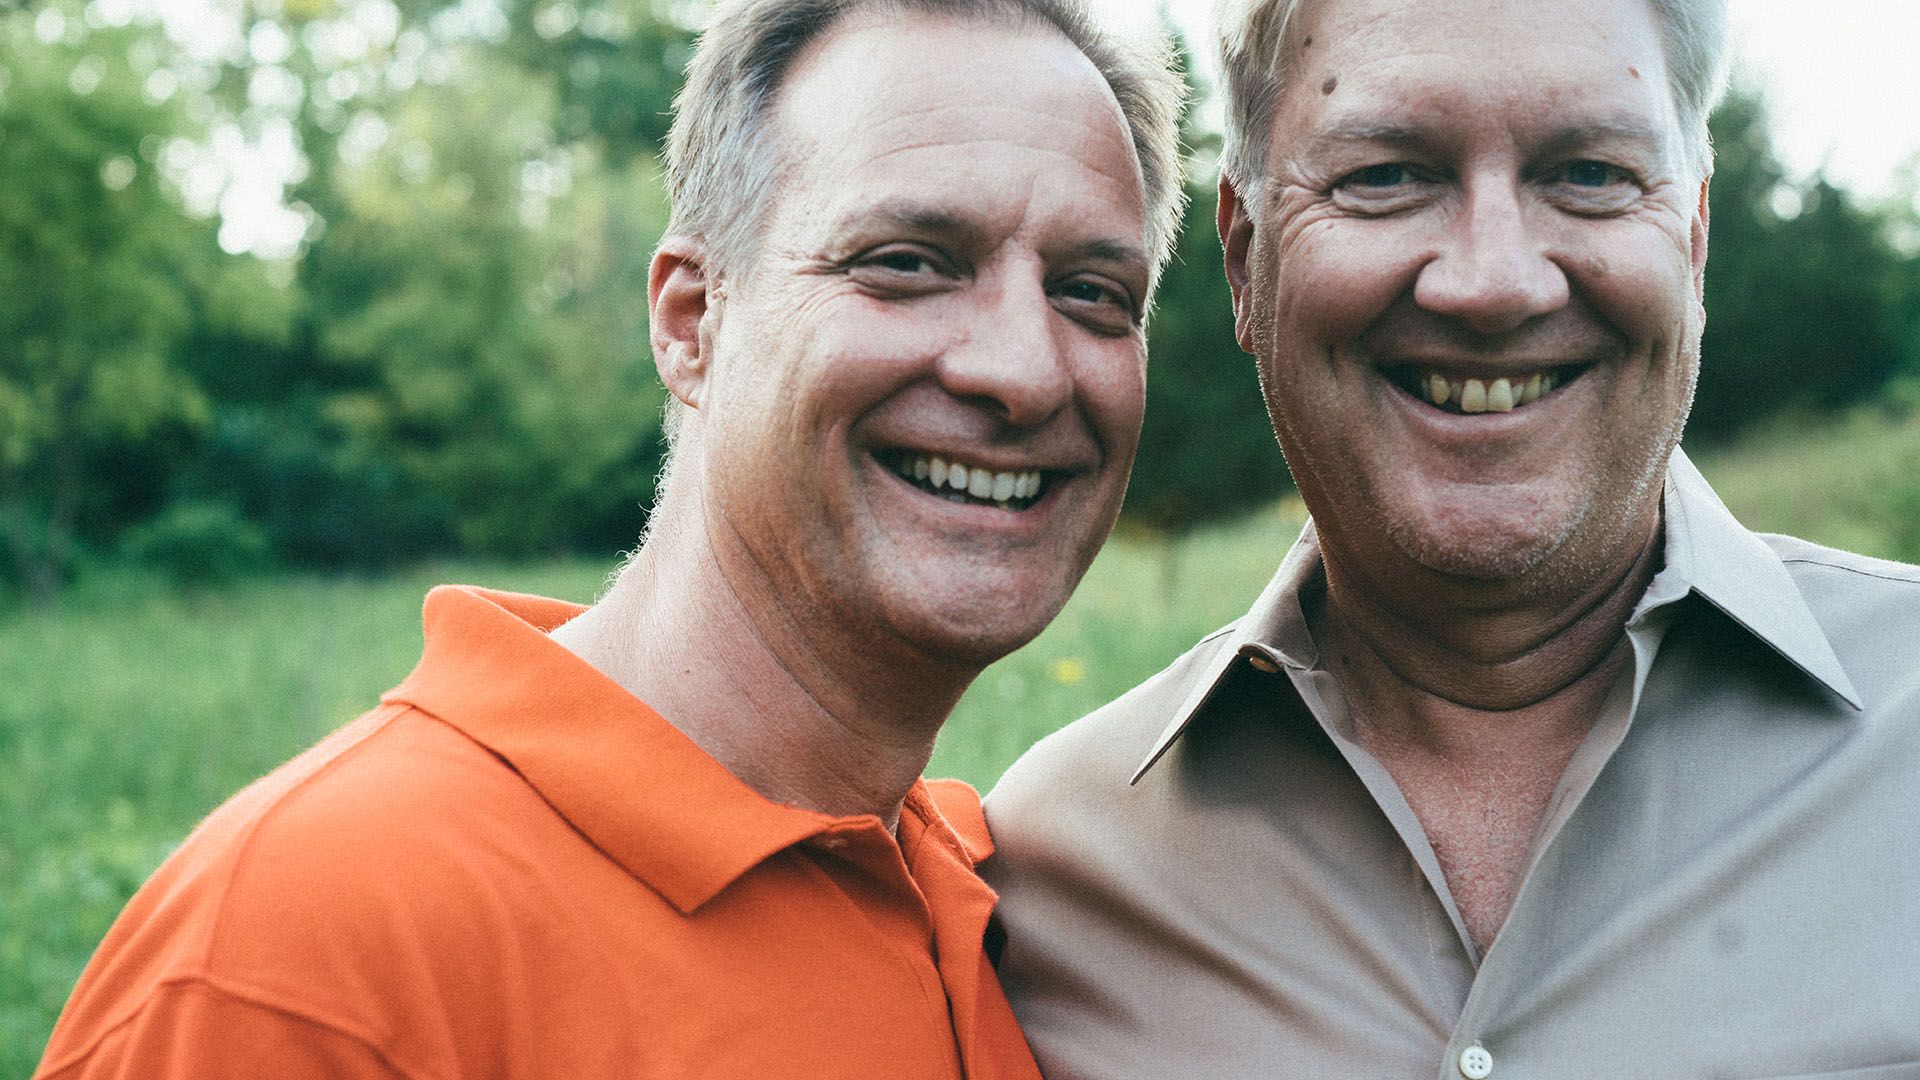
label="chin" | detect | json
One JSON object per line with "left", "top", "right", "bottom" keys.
{"left": 887, "top": 587, "right": 1064, "bottom": 669}
{"left": 1380, "top": 493, "right": 1585, "bottom": 582}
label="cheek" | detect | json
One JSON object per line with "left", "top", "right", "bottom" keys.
{"left": 1267, "top": 219, "right": 1425, "bottom": 350}
{"left": 1071, "top": 341, "right": 1147, "bottom": 456}
{"left": 1567, "top": 224, "right": 1700, "bottom": 351}
{"left": 784, "top": 303, "right": 950, "bottom": 416}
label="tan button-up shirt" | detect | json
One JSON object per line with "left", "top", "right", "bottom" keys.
{"left": 984, "top": 451, "right": 1920, "bottom": 1079}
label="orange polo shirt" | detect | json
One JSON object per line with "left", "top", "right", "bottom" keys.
{"left": 37, "top": 586, "right": 1042, "bottom": 1080}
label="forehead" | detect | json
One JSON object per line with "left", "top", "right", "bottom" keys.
{"left": 764, "top": 14, "right": 1146, "bottom": 244}
{"left": 1279, "top": 0, "right": 1678, "bottom": 144}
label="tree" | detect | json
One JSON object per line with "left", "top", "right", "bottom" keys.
{"left": 1122, "top": 33, "right": 1289, "bottom": 562}
{"left": 0, "top": 12, "right": 216, "bottom": 607}
{"left": 288, "top": 47, "right": 670, "bottom": 561}
{"left": 1693, "top": 86, "right": 1915, "bottom": 441}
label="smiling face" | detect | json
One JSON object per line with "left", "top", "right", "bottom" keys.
{"left": 682, "top": 14, "right": 1150, "bottom": 666}
{"left": 1226, "top": 0, "right": 1709, "bottom": 588}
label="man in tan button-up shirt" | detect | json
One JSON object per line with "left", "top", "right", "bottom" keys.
{"left": 984, "top": 0, "right": 1920, "bottom": 1077}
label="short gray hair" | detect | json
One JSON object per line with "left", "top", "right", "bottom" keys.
{"left": 1216, "top": 0, "right": 1731, "bottom": 203}
{"left": 665, "top": 0, "right": 1187, "bottom": 281}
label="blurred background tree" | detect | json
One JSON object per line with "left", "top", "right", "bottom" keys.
{"left": 2, "top": 0, "right": 686, "bottom": 607}
{"left": 1, "top": 0, "right": 1917, "bottom": 611}
{"left": 1124, "top": 33, "right": 1289, "bottom": 590}
{"left": 0, "top": 14, "right": 271, "bottom": 607}
{"left": 1695, "top": 85, "right": 1917, "bottom": 441}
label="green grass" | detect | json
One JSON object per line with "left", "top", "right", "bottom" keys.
{"left": 1689, "top": 388, "right": 1920, "bottom": 564}
{"left": 6, "top": 398, "right": 1919, "bottom": 1074}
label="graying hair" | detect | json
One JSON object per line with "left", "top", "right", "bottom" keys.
{"left": 655, "top": 0, "right": 1188, "bottom": 447}
{"left": 1215, "top": 0, "right": 1731, "bottom": 203}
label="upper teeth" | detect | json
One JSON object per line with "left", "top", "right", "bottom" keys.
{"left": 1423, "top": 371, "right": 1557, "bottom": 413}
{"left": 903, "top": 454, "right": 1044, "bottom": 502}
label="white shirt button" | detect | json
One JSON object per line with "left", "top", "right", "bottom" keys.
{"left": 1458, "top": 1044, "right": 1493, "bottom": 1079}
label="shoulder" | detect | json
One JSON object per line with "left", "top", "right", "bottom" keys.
{"left": 1761, "top": 533, "right": 1920, "bottom": 704}
{"left": 1764, "top": 532, "right": 1920, "bottom": 591}
{"left": 200, "top": 705, "right": 593, "bottom": 991}
{"left": 50, "top": 705, "right": 585, "bottom": 1071}
{"left": 985, "top": 622, "right": 1240, "bottom": 841}
{"left": 994, "top": 623, "right": 1239, "bottom": 798}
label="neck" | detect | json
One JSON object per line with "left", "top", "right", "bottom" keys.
{"left": 551, "top": 507, "right": 974, "bottom": 832}
{"left": 1315, "top": 517, "right": 1662, "bottom": 756}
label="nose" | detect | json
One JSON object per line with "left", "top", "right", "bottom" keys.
{"left": 935, "top": 274, "right": 1073, "bottom": 428}
{"left": 1413, "top": 183, "right": 1570, "bottom": 335}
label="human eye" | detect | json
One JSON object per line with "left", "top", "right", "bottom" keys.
{"left": 1330, "top": 162, "right": 1436, "bottom": 212}
{"left": 1563, "top": 160, "right": 1628, "bottom": 187}
{"left": 1342, "top": 163, "right": 1414, "bottom": 189}
{"left": 1049, "top": 275, "right": 1138, "bottom": 336}
{"left": 846, "top": 244, "right": 957, "bottom": 294}
{"left": 1544, "top": 159, "right": 1642, "bottom": 211}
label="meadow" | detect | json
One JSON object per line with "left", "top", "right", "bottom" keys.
{"left": 4, "top": 399, "right": 1919, "bottom": 1074}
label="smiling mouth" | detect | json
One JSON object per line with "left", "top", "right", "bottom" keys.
{"left": 1384, "top": 364, "right": 1589, "bottom": 414}
{"left": 880, "top": 450, "right": 1049, "bottom": 511}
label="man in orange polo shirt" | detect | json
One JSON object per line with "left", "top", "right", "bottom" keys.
{"left": 35, "top": 2, "right": 1185, "bottom": 1077}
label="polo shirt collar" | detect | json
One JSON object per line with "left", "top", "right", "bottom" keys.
{"left": 1132, "top": 448, "right": 1860, "bottom": 783}
{"left": 382, "top": 585, "right": 868, "bottom": 914}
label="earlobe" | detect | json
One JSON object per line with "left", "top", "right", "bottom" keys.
{"left": 649, "top": 238, "right": 717, "bottom": 410}
{"left": 1217, "top": 177, "right": 1259, "bottom": 355}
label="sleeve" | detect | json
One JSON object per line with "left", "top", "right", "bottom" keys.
{"left": 35, "top": 977, "right": 417, "bottom": 1080}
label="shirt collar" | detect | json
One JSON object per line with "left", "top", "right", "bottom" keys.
{"left": 1132, "top": 448, "right": 1861, "bottom": 784}
{"left": 1655, "top": 449, "right": 1860, "bottom": 708}
{"left": 381, "top": 585, "right": 872, "bottom": 914}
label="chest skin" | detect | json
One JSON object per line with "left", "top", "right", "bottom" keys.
{"left": 1367, "top": 739, "right": 1580, "bottom": 954}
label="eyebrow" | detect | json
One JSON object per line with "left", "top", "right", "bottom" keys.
{"left": 1064, "top": 237, "right": 1151, "bottom": 272}
{"left": 854, "top": 201, "right": 980, "bottom": 241}
{"left": 1532, "top": 120, "right": 1670, "bottom": 159}
{"left": 834, "top": 199, "right": 1150, "bottom": 272}
{"left": 1306, "top": 117, "right": 1670, "bottom": 159}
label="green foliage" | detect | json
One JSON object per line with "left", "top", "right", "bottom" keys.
{"left": 494, "top": 0, "right": 698, "bottom": 160}
{"left": 298, "top": 48, "right": 669, "bottom": 559}
{"left": 6, "top": 1, "right": 1920, "bottom": 613}
{"left": 0, "top": 11, "right": 218, "bottom": 606}
{"left": 1695, "top": 87, "right": 1916, "bottom": 442}
{"left": 118, "top": 498, "right": 274, "bottom": 585}
{"left": 1124, "top": 34, "right": 1290, "bottom": 541}
{"left": 1129, "top": 177, "right": 1290, "bottom": 538}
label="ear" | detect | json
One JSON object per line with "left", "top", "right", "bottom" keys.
{"left": 649, "top": 237, "right": 718, "bottom": 411}
{"left": 1217, "top": 176, "right": 1259, "bottom": 355}
{"left": 1690, "top": 174, "right": 1711, "bottom": 304}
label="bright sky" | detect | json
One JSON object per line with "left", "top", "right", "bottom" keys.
{"left": 146, "top": 0, "right": 1920, "bottom": 257}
